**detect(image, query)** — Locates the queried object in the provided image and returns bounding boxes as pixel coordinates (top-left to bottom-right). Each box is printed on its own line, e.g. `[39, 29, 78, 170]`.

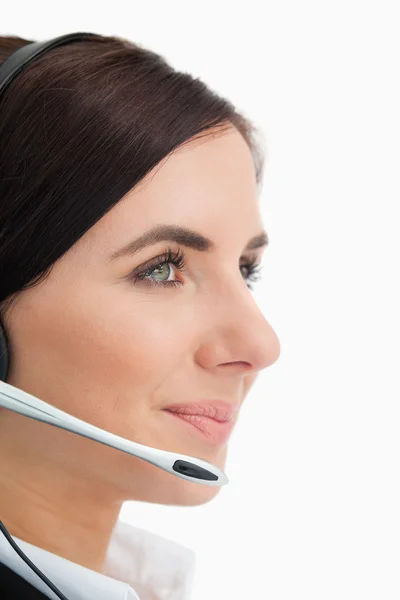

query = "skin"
[0, 125, 280, 575]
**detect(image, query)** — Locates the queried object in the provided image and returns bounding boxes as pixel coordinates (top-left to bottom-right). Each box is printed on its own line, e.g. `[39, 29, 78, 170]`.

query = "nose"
[195, 277, 281, 375]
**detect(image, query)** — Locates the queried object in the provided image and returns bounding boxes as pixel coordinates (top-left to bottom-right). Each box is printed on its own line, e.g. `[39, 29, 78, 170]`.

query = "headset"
[0, 32, 229, 600]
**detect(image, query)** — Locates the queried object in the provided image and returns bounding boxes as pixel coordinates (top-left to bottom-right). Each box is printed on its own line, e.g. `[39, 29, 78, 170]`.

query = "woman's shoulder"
[0, 560, 49, 599]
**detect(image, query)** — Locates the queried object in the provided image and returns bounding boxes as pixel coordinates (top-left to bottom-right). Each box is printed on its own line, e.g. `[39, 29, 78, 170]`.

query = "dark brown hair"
[0, 32, 266, 321]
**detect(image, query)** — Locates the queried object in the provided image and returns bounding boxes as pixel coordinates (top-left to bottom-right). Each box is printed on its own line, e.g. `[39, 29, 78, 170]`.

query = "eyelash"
[126, 246, 263, 290]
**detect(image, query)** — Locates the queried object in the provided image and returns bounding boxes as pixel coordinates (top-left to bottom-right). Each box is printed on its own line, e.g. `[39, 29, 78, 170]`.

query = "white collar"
[0, 518, 196, 600]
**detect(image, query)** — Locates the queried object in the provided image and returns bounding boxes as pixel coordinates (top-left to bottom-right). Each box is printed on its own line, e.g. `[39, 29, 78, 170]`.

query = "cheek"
[86, 292, 201, 383]
[49, 298, 195, 424]
[96, 305, 188, 379]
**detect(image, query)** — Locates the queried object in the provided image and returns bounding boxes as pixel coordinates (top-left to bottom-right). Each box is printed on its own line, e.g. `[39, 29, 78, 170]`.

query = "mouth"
[163, 408, 236, 446]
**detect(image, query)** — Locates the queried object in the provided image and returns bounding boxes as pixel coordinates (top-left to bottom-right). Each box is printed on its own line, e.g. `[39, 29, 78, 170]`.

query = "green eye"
[128, 247, 263, 290]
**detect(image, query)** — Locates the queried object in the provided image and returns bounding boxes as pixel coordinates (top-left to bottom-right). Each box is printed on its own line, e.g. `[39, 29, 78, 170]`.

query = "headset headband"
[0, 32, 96, 99]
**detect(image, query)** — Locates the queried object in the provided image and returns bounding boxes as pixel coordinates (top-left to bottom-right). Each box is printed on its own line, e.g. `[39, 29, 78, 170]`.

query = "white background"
[3, 1, 400, 598]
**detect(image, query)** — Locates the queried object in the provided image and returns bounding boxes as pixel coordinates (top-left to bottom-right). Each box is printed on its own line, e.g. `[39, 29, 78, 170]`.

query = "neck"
[0, 420, 123, 573]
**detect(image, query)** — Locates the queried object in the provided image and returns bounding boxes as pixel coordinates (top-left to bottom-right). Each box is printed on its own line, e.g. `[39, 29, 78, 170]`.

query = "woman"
[0, 31, 280, 599]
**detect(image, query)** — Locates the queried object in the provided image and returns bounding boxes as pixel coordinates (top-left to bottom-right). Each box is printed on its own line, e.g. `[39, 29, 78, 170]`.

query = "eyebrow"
[109, 224, 269, 261]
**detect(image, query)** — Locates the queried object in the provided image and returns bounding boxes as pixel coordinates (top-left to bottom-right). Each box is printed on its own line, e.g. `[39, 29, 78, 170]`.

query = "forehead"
[64, 127, 263, 271]
[93, 128, 260, 239]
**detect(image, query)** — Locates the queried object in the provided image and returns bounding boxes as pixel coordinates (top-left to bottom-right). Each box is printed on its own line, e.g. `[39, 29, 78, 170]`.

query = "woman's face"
[2, 126, 280, 506]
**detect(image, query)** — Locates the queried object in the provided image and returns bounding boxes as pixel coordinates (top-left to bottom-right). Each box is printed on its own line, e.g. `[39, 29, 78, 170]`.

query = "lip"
[162, 400, 238, 446]
[163, 399, 239, 421]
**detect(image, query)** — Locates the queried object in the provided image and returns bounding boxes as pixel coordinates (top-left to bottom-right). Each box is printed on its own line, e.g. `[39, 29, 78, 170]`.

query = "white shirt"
[0, 518, 196, 600]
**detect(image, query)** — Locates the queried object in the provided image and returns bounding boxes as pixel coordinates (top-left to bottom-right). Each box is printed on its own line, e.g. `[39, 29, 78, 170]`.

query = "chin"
[156, 446, 228, 506]
[171, 478, 223, 506]
[85, 432, 229, 505]
[116, 444, 229, 506]
[141, 471, 224, 507]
